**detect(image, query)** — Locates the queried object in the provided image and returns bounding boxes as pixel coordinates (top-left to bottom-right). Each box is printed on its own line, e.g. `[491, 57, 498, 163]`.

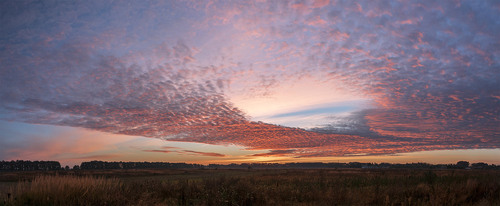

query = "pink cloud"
[307, 16, 327, 26]
[312, 0, 330, 8]
[144, 148, 226, 157]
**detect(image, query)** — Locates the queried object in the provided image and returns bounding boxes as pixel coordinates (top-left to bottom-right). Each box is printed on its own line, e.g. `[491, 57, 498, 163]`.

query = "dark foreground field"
[1, 169, 499, 205]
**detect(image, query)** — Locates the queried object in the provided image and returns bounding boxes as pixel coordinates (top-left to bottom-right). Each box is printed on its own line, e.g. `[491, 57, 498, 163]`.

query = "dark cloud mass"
[0, 0, 499, 158]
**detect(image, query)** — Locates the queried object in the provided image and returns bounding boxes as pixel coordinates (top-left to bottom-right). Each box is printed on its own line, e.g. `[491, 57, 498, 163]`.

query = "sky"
[1, 0, 499, 166]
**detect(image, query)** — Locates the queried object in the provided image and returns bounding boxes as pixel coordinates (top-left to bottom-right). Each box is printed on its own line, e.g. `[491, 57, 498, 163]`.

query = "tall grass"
[1, 169, 499, 205]
[4, 175, 127, 206]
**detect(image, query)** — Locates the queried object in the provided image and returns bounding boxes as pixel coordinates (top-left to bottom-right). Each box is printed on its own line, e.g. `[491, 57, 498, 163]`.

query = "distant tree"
[471, 162, 488, 169]
[349, 162, 362, 168]
[73, 165, 80, 170]
[0, 160, 61, 171]
[65, 165, 70, 170]
[457, 161, 470, 169]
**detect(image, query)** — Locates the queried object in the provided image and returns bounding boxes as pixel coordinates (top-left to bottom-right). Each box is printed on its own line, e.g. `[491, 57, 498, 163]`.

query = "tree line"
[208, 161, 498, 170]
[1, 160, 498, 171]
[79, 161, 203, 170]
[0, 160, 61, 171]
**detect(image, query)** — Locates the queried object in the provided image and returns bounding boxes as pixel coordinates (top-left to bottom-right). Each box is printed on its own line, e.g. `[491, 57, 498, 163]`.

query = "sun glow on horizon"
[0, 0, 498, 165]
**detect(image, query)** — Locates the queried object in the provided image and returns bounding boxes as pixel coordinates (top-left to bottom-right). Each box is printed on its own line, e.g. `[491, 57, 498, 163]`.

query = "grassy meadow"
[0, 168, 499, 205]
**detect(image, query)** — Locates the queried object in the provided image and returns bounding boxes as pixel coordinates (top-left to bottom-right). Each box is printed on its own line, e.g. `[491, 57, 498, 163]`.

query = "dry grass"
[3, 175, 127, 206]
[1, 169, 499, 205]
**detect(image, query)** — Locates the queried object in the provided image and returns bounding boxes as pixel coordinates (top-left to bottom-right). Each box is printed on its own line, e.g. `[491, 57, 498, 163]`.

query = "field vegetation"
[1, 169, 499, 205]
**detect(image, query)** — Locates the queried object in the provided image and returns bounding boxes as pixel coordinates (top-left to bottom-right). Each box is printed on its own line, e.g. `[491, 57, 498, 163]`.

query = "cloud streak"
[144, 149, 226, 157]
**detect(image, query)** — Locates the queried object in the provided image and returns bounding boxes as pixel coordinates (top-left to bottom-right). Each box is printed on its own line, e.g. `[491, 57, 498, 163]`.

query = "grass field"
[1, 168, 499, 205]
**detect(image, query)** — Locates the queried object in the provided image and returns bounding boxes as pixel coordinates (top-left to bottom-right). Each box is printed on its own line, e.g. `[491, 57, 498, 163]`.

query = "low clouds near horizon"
[1, 0, 499, 158]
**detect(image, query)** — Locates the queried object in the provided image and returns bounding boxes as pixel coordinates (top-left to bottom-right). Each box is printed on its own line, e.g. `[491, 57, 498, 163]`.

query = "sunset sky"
[1, 0, 499, 166]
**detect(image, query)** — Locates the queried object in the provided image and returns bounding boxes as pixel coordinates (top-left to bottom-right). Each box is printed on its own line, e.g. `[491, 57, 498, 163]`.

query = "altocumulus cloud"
[0, 0, 499, 158]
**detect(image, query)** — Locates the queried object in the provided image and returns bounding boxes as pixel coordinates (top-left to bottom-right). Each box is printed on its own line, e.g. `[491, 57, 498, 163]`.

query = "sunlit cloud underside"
[0, 0, 499, 160]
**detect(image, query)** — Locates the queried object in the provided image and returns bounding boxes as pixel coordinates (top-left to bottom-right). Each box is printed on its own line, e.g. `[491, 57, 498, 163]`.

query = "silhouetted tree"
[0, 160, 61, 171]
[457, 161, 470, 169]
[471, 162, 488, 169]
